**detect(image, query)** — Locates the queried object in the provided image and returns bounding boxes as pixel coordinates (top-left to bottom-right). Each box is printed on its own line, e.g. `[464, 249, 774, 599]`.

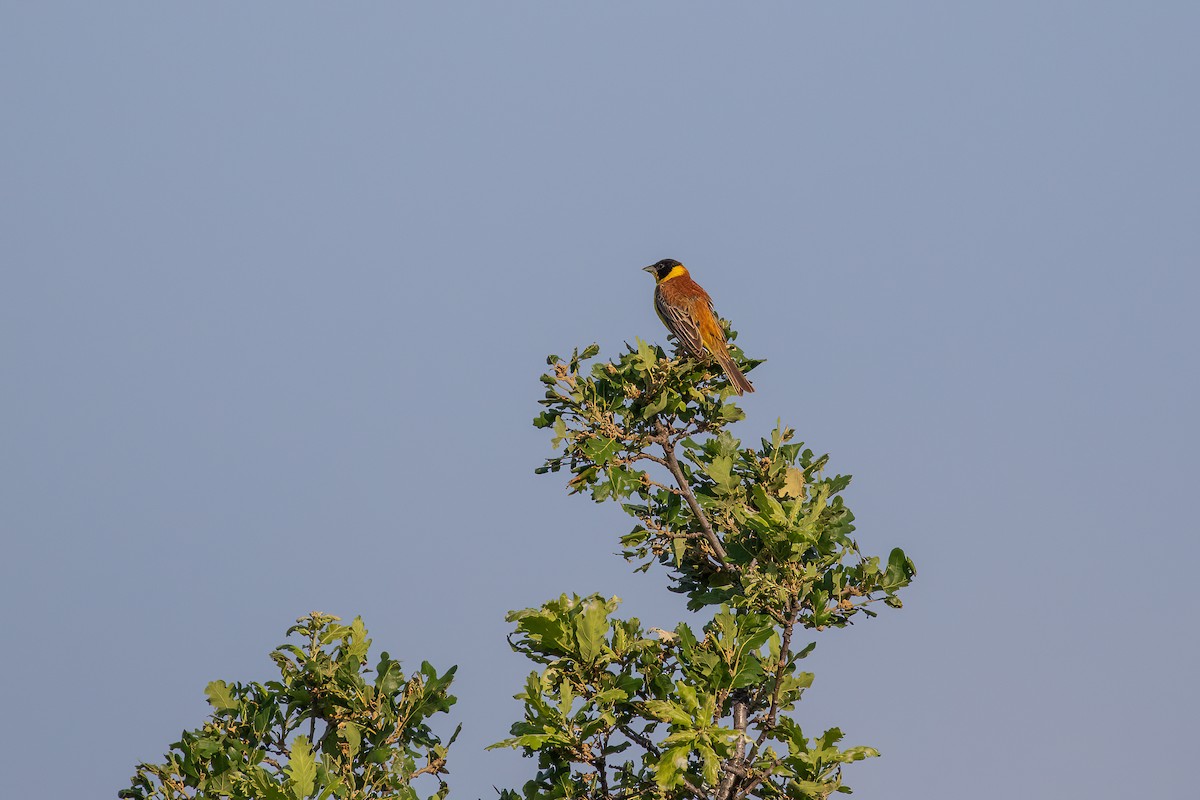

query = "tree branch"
[617, 724, 659, 757]
[716, 689, 751, 800]
[656, 420, 728, 564]
[733, 762, 780, 800]
[596, 755, 609, 799]
[593, 730, 612, 799]
[761, 595, 801, 739]
[408, 759, 445, 781]
[627, 452, 669, 468]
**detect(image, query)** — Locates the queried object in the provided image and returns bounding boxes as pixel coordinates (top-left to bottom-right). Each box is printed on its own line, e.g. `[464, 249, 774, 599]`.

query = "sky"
[1, 3, 1197, 798]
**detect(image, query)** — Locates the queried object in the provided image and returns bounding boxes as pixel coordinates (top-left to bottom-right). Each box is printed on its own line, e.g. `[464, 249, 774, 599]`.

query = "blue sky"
[1, 4, 1196, 798]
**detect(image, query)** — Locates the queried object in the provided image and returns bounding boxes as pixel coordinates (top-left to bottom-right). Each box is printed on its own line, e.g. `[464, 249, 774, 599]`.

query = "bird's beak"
[642, 265, 657, 274]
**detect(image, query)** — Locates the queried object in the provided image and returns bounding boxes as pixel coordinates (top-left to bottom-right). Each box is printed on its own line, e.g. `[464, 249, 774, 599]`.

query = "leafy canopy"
[495, 334, 915, 800]
[121, 613, 458, 800]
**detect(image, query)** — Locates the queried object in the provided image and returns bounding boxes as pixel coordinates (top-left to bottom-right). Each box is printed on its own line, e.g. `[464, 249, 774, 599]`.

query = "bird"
[642, 258, 754, 395]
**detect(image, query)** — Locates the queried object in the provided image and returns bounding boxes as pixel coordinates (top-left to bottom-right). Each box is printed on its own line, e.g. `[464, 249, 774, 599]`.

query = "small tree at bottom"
[120, 613, 458, 800]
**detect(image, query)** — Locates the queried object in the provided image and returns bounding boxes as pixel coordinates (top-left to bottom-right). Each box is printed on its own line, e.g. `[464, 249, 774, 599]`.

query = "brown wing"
[655, 285, 706, 358]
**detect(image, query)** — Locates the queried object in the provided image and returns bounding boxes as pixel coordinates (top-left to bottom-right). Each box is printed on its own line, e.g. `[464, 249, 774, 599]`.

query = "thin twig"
[408, 763, 440, 779]
[636, 514, 706, 541]
[633, 475, 681, 495]
[627, 452, 670, 468]
[746, 595, 803, 774]
[617, 724, 659, 756]
[763, 595, 801, 734]
[656, 420, 728, 564]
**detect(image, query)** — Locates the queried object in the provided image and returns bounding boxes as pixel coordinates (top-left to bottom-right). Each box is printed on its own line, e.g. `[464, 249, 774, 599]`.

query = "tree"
[121, 331, 913, 800]
[491, 335, 915, 799]
[120, 613, 458, 800]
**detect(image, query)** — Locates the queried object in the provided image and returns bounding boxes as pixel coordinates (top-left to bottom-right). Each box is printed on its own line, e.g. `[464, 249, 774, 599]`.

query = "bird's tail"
[715, 351, 755, 395]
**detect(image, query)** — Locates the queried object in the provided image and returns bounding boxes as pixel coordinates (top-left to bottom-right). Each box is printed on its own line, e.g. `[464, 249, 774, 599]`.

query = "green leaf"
[582, 437, 621, 465]
[340, 722, 361, 759]
[575, 599, 609, 664]
[655, 746, 692, 789]
[699, 744, 721, 787]
[672, 535, 686, 567]
[706, 455, 738, 494]
[191, 736, 221, 757]
[376, 655, 404, 696]
[516, 614, 569, 654]
[204, 680, 238, 713]
[730, 655, 764, 688]
[489, 733, 553, 751]
[551, 416, 568, 448]
[705, 455, 734, 489]
[592, 687, 629, 705]
[842, 745, 880, 761]
[883, 547, 917, 588]
[287, 735, 317, 798]
[750, 484, 786, 526]
[641, 391, 672, 418]
[558, 677, 575, 715]
[635, 338, 659, 370]
[781, 466, 805, 499]
[642, 700, 694, 726]
[249, 767, 291, 800]
[675, 682, 701, 716]
[818, 727, 845, 749]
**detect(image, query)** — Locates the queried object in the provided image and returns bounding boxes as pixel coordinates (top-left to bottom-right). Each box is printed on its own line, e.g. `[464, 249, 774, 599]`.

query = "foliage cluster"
[121, 329, 913, 800]
[490, 336, 915, 799]
[121, 613, 458, 800]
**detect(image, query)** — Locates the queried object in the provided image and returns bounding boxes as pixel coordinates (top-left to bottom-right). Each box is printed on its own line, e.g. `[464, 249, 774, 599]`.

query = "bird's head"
[642, 258, 687, 283]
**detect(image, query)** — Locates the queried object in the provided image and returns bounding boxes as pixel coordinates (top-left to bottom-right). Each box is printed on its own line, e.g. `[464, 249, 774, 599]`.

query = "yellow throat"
[657, 264, 688, 284]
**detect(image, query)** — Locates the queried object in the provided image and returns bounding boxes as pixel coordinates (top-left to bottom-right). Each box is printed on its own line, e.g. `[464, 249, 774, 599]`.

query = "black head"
[642, 258, 684, 281]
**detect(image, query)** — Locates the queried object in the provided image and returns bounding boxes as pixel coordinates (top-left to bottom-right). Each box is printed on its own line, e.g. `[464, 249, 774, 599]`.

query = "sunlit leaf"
[203, 680, 238, 713]
[286, 736, 316, 798]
